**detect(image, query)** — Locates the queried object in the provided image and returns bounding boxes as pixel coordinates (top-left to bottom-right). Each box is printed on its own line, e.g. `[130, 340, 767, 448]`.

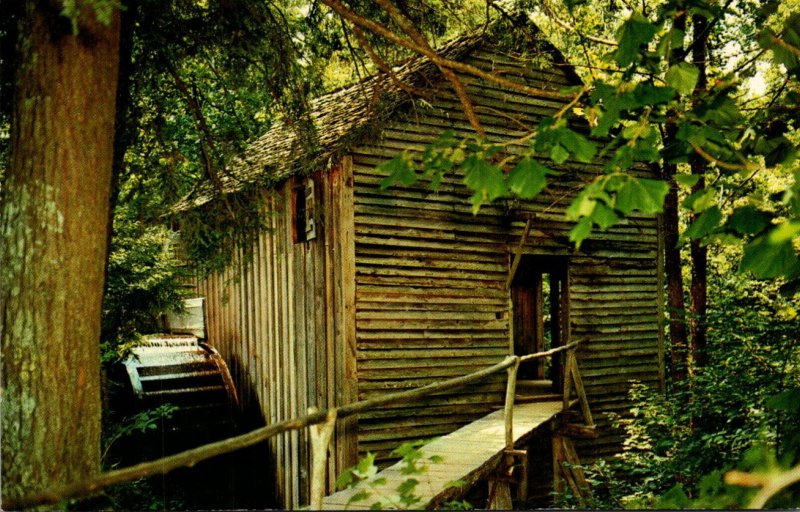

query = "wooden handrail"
[7, 343, 585, 510]
[519, 340, 580, 363]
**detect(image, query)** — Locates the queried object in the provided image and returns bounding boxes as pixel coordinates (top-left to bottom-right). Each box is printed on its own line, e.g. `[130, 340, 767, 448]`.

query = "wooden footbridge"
[318, 342, 595, 510]
[322, 400, 568, 509]
[8, 341, 594, 511]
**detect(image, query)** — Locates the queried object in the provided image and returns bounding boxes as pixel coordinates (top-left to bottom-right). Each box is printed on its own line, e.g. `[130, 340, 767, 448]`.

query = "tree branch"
[319, 0, 572, 104]
[372, 0, 485, 136]
[725, 464, 800, 509]
[689, 141, 758, 172]
[352, 24, 432, 100]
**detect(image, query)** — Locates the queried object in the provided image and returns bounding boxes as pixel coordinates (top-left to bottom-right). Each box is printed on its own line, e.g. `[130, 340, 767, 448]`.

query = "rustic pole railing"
[7, 342, 585, 510]
[503, 356, 521, 450]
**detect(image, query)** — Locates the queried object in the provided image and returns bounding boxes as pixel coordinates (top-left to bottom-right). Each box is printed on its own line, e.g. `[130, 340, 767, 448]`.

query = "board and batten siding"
[196, 165, 357, 509]
[349, 43, 662, 462]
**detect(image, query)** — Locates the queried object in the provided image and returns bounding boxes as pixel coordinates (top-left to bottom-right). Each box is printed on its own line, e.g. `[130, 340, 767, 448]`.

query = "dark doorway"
[511, 256, 569, 393]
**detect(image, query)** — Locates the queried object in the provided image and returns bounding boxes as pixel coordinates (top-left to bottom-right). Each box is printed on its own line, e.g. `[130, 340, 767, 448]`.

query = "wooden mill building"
[176, 17, 664, 509]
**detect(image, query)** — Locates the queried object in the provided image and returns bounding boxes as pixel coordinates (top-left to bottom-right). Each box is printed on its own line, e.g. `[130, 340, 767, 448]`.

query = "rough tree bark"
[663, 7, 690, 386]
[0, 2, 120, 503]
[689, 13, 709, 369]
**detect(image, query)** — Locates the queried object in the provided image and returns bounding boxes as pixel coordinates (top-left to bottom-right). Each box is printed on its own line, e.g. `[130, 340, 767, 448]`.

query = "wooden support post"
[569, 355, 594, 427]
[562, 350, 573, 415]
[504, 448, 529, 502]
[309, 407, 338, 510]
[562, 436, 590, 499]
[552, 434, 564, 494]
[489, 478, 513, 510]
[490, 357, 520, 510]
[504, 357, 521, 449]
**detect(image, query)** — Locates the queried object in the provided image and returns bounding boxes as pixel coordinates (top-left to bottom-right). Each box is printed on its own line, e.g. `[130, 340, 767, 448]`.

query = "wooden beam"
[561, 436, 591, 501]
[569, 355, 594, 428]
[504, 357, 521, 449]
[507, 216, 533, 288]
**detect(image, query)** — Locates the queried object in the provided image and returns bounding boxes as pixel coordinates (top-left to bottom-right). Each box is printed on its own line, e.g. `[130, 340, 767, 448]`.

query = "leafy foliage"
[335, 439, 472, 510]
[374, 0, 800, 282]
[555, 254, 800, 508]
[102, 204, 188, 349]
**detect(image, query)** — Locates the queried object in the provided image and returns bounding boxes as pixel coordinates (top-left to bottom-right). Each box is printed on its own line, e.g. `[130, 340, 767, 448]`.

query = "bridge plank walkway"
[322, 400, 564, 510]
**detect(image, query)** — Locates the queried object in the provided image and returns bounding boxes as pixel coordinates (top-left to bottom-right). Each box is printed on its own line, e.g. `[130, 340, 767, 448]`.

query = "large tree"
[0, 1, 120, 502]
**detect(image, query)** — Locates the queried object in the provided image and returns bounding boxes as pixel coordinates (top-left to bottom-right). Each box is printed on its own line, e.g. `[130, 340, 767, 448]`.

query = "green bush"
[102, 204, 188, 350]
[555, 262, 800, 509]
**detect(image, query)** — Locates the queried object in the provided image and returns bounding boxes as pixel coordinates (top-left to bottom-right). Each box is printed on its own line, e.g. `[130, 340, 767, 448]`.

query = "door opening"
[511, 256, 569, 394]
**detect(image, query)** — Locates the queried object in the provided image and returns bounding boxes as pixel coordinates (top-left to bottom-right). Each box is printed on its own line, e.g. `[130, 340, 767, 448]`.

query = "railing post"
[309, 407, 338, 510]
[504, 356, 521, 449]
[562, 349, 573, 415]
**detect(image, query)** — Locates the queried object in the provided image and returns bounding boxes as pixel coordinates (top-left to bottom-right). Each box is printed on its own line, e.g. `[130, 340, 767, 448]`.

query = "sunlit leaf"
[378, 154, 416, 189]
[508, 158, 550, 199]
[462, 156, 507, 214]
[740, 235, 800, 278]
[727, 206, 771, 235]
[615, 14, 659, 67]
[675, 174, 701, 188]
[665, 62, 700, 96]
[569, 217, 593, 248]
[684, 206, 722, 241]
[615, 177, 668, 214]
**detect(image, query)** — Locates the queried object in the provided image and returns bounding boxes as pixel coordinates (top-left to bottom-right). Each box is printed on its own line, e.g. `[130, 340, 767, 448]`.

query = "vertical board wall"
[196, 165, 357, 509]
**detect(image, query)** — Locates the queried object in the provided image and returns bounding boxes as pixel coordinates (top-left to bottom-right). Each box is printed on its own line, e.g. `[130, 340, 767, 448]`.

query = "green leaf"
[727, 206, 770, 235]
[349, 490, 371, 503]
[353, 453, 378, 480]
[336, 470, 355, 489]
[558, 129, 597, 163]
[633, 83, 676, 105]
[665, 62, 700, 96]
[684, 207, 722, 240]
[615, 14, 659, 67]
[675, 174, 701, 188]
[683, 187, 716, 213]
[396, 478, 419, 495]
[591, 106, 621, 138]
[656, 27, 685, 57]
[550, 144, 570, 164]
[566, 190, 597, 220]
[462, 157, 507, 214]
[766, 388, 800, 413]
[615, 177, 668, 215]
[378, 154, 416, 189]
[768, 221, 800, 244]
[739, 234, 800, 279]
[569, 217, 593, 248]
[657, 484, 691, 509]
[592, 203, 620, 230]
[445, 480, 467, 489]
[508, 159, 550, 199]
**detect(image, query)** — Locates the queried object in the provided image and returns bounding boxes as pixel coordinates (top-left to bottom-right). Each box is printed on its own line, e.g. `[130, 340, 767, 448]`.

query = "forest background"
[0, 0, 799, 509]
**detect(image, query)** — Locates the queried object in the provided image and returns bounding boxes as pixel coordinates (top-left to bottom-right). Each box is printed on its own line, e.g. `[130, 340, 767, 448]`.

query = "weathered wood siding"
[350, 42, 661, 462]
[196, 167, 357, 509]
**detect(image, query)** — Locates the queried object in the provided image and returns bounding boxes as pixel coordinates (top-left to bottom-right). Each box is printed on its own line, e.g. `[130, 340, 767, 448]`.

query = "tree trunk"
[1, 2, 120, 503]
[663, 8, 690, 386]
[689, 13, 709, 369]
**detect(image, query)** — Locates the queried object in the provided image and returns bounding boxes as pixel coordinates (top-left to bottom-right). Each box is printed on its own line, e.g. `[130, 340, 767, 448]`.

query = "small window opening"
[292, 178, 317, 243]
